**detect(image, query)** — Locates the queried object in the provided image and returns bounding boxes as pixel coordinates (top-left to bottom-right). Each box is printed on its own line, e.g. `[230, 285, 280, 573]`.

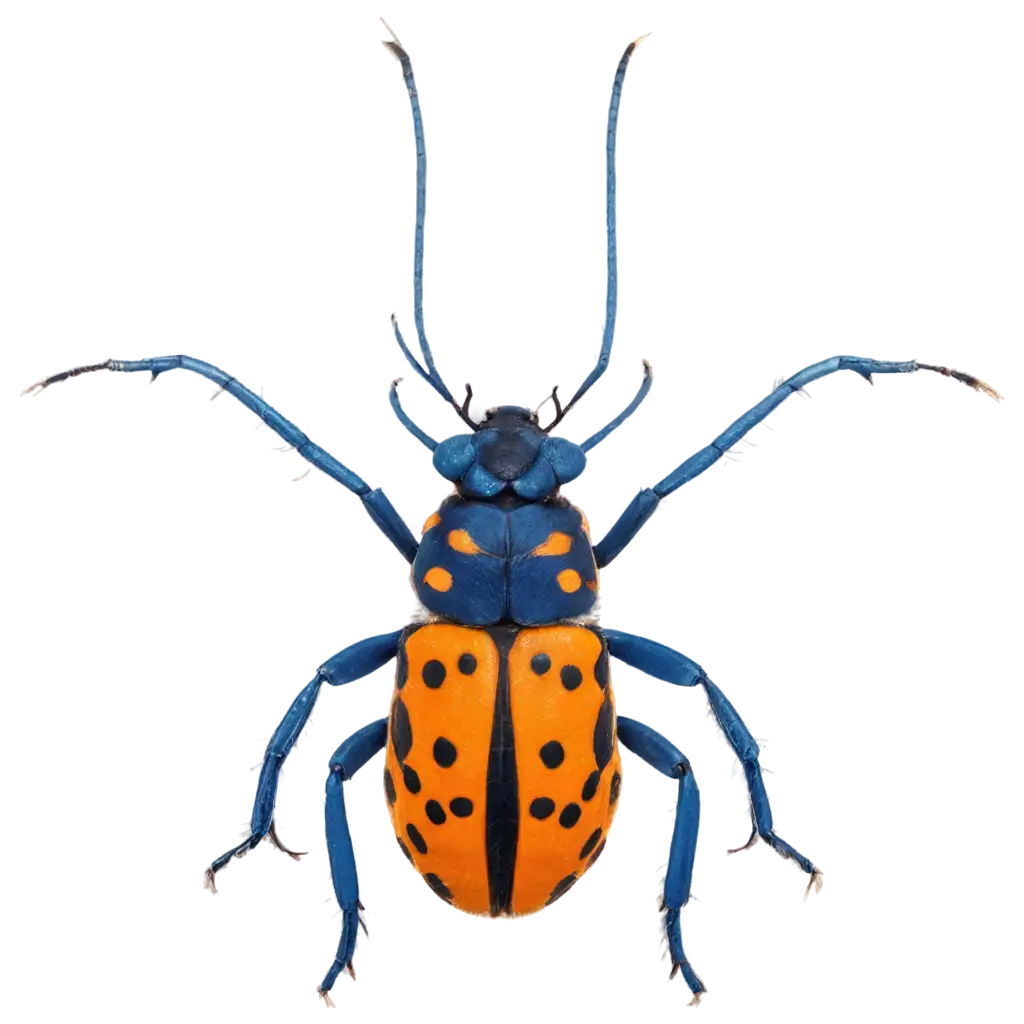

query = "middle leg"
[204, 629, 400, 892]
[617, 716, 706, 1004]
[606, 629, 823, 895]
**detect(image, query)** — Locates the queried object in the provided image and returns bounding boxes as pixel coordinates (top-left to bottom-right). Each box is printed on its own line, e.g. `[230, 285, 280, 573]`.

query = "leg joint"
[739, 748, 762, 769]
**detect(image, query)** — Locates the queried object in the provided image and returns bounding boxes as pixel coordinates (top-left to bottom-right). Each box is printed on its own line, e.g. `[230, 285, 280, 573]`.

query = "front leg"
[605, 629, 822, 895]
[22, 355, 419, 562]
[592, 356, 1000, 567]
[204, 629, 401, 892]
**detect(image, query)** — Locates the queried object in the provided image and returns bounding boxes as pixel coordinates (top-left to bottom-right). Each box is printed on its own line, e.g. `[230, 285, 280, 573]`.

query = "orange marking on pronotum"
[447, 529, 484, 555]
[530, 532, 573, 557]
[557, 569, 582, 593]
[423, 567, 453, 592]
[421, 512, 442, 534]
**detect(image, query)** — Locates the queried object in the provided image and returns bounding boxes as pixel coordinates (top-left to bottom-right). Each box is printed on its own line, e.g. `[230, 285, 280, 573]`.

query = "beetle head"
[432, 406, 587, 501]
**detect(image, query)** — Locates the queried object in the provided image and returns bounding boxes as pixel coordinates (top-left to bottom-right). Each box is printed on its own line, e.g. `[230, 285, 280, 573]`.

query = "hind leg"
[317, 718, 388, 1005]
[617, 716, 706, 1004]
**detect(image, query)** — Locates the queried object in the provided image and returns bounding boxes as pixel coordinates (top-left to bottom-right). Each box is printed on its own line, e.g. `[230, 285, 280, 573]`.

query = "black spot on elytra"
[424, 872, 454, 904]
[396, 647, 409, 690]
[531, 653, 551, 675]
[594, 645, 610, 690]
[406, 823, 428, 855]
[422, 659, 446, 689]
[559, 803, 581, 829]
[579, 828, 602, 860]
[383, 768, 397, 806]
[449, 797, 474, 818]
[529, 797, 555, 820]
[397, 837, 414, 863]
[433, 737, 457, 768]
[593, 694, 614, 770]
[458, 653, 477, 675]
[581, 770, 600, 802]
[545, 874, 578, 906]
[587, 838, 607, 869]
[425, 799, 447, 825]
[401, 763, 421, 794]
[560, 664, 583, 691]
[390, 697, 413, 762]
[540, 740, 564, 769]
[609, 771, 622, 806]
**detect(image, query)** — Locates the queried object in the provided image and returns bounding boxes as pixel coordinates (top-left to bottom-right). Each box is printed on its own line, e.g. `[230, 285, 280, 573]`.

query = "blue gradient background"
[157, 36, 1024, 1011]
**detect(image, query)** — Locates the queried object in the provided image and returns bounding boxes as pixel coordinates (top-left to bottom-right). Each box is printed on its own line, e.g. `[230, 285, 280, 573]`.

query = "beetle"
[21, 22, 1001, 1007]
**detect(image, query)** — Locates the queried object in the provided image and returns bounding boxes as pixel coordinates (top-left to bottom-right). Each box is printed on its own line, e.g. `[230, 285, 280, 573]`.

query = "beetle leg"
[204, 630, 400, 891]
[617, 716, 707, 1002]
[703, 677, 821, 882]
[592, 356, 1000, 568]
[267, 822, 306, 861]
[605, 628, 821, 888]
[318, 719, 389, 1000]
[22, 354, 421, 562]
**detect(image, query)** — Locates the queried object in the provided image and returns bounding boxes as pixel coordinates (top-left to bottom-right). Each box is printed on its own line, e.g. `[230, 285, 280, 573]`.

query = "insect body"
[385, 621, 620, 916]
[24, 22, 1000, 1007]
